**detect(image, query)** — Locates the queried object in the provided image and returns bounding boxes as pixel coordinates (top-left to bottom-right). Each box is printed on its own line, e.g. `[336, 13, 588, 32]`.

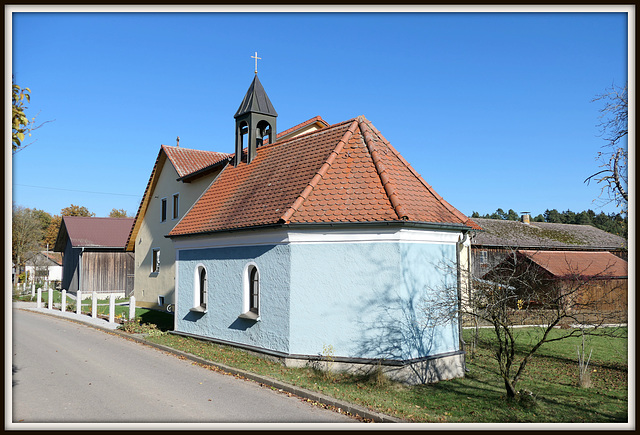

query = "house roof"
[54, 216, 134, 251]
[471, 218, 627, 251]
[163, 145, 230, 179]
[518, 250, 628, 279]
[276, 115, 329, 141]
[169, 115, 479, 237]
[25, 251, 63, 266]
[125, 145, 232, 251]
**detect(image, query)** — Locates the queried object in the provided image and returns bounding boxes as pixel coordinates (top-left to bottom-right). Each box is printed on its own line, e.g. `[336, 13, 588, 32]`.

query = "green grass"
[139, 327, 627, 423]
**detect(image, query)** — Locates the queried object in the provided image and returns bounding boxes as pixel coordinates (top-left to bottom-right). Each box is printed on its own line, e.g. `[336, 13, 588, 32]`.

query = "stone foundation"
[282, 351, 466, 385]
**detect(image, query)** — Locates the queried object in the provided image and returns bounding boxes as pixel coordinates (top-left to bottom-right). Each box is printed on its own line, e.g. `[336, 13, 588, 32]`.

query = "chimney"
[521, 212, 531, 225]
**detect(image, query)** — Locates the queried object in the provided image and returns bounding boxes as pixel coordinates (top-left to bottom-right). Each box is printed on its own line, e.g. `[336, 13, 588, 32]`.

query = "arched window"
[199, 267, 207, 309]
[239, 262, 260, 320]
[249, 266, 259, 314]
[190, 264, 207, 313]
[256, 120, 272, 146]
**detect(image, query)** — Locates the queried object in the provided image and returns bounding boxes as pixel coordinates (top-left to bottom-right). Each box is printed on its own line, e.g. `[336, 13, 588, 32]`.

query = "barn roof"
[471, 218, 627, 251]
[518, 250, 628, 279]
[169, 115, 479, 237]
[54, 216, 134, 251]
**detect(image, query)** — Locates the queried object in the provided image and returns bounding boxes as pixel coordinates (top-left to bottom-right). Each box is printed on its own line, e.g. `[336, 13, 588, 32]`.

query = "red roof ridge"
[231, 118, 357, 161]
[279, 119, 360, 223]
[357, 116, 409, 221]
[360, 116, 481, 230]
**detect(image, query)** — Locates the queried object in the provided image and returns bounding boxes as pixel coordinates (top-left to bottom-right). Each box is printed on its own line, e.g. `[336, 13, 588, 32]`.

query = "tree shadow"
[354, 245, 462, 384]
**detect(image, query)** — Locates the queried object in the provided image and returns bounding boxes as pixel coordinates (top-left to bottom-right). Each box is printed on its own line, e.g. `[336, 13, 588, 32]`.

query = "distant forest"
[471, 208, 627, 238]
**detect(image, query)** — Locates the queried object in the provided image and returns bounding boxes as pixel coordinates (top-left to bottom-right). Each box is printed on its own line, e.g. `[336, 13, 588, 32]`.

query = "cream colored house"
[127, 117, 330, 310]
[126, 145, 230, 309]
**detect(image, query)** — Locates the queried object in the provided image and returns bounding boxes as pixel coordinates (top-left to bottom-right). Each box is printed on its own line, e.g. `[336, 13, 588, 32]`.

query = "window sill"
[150, 272, 159, 277]
[238, 311, 259, 321]
[189, 306, 207, 314]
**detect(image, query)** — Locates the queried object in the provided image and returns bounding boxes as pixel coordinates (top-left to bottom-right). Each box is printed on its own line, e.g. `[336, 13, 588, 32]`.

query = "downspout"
[456, 231, 469, 372]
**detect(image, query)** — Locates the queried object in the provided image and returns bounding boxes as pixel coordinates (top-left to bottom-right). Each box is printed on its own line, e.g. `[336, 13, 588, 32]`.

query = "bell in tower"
[234, 69, 278, 166]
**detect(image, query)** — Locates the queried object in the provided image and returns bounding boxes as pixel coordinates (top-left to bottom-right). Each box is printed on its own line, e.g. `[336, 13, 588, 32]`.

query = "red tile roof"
[125, 146, 231, 251]
[56, 216, 134, 249]
[169, 116, 479, 237]
[162, 145, 230, 178]
[276, 116, 329, 140]
[519, 250, 628, 278]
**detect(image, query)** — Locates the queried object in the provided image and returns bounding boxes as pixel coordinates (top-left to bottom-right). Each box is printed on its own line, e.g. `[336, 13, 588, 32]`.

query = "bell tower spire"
[234, 53, 277, 166]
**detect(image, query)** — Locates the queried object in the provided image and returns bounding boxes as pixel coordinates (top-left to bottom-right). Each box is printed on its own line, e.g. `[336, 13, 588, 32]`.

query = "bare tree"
[422, 248, 627, 400]
[585, 82, 628, 214]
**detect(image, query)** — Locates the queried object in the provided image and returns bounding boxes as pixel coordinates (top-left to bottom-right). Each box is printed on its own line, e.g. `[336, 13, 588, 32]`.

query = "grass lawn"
[140, 326, 628, 423]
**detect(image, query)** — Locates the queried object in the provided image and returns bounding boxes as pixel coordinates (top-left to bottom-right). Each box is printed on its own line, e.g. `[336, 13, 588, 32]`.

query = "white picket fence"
[35, 288, 136, 324]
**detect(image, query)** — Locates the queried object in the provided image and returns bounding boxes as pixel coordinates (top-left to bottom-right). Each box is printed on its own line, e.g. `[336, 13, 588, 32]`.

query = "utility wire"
[14, 184, 141, 198]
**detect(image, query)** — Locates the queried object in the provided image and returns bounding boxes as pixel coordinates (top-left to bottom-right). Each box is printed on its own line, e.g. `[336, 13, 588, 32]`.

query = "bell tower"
[234, 58, 278, 166]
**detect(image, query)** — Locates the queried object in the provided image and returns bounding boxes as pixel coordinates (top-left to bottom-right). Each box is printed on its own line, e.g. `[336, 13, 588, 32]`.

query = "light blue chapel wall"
[175, 244, 292, 354]
[289, 241, 460, 361]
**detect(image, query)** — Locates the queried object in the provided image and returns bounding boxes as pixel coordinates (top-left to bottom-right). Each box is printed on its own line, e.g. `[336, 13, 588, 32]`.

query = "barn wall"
[81, 251, 134, 294]
[61, 243, 80, 292]
[570, 278, 628, 312]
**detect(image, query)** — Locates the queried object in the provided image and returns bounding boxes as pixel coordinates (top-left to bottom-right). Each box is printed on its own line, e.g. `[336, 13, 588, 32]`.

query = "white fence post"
[129, 295, 136, 321]
[36, 288, 42, 309]
[91, 292, 97, 319]
[61, 290, 67, 312]
[108, 294, 115, 323]
[48, 288, 53, 310]
[76, 290, 82, 315]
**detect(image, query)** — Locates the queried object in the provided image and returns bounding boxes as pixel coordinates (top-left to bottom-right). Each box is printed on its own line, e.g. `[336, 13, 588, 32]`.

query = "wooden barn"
[482, 249, 628, 322]
[470, 216, 628, 280]
[53, 216, 135, 296]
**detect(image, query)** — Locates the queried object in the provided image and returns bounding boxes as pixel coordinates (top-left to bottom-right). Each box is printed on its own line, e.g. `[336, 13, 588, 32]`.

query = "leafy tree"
[109, 208, 129, 218]
[505, 209, 519, 221]
[44, 215, 62, 248]
[585, 82, 628, 214]
[543, 209, 563, 223]
[12, 76, 52, 154]
[60, 204, 95, 217]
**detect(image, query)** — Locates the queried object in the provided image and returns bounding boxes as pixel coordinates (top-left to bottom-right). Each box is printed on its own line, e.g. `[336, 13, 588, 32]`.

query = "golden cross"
[251, 51, 261, 74]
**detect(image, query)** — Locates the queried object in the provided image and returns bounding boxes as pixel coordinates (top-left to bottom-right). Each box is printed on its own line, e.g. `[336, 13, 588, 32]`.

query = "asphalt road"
[11, 309, 356, 424]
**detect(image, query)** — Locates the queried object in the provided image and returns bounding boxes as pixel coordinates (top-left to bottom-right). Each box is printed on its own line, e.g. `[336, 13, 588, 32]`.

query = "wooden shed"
[53, 216, 135, 296]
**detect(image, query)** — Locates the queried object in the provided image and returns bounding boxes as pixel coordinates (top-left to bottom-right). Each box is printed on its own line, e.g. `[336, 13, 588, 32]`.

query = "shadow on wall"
[356, 245, 460, 384]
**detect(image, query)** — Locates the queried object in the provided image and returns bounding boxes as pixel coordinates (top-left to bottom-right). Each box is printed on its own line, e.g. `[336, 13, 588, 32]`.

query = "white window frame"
[172, 193, 179, 220]
[239, 262, 260, 320]
[151, 248, 160, 274]
[160, 197, 167, 222]
[190, 263, 208, 313]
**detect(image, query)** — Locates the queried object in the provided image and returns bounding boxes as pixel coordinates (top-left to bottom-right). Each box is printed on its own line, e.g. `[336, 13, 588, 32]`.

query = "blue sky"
[9, 7, 630, 220]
